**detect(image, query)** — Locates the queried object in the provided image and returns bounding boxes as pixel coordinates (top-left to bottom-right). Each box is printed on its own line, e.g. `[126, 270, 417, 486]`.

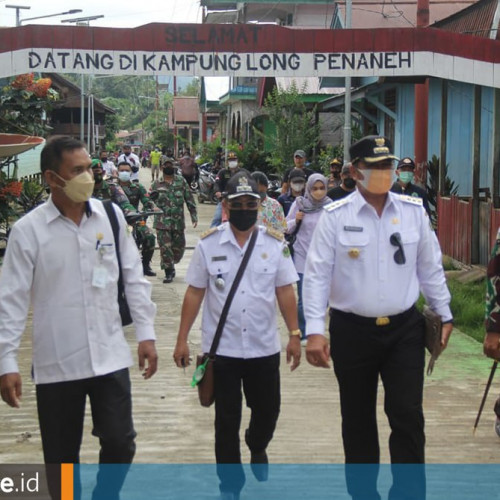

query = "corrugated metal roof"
[275, 77, 344, 95]
[432, 0, 499, 38]
[169, 97, 199, 127]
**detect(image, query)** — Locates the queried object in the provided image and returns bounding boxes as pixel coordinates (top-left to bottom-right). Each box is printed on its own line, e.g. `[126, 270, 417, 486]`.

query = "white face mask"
[356, 168, 395, 195]
[53, 171, 95, 203]
[118, 171, 131, 183]
[290, 181, 305, 192]
[228, 161, 238, 169]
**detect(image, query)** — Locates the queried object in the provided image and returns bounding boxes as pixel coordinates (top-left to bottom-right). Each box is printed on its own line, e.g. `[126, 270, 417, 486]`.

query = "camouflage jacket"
[92, 180, 135, 213]
[120, 182, 155, 211]
[150, 175, 197, 230]
[486, 229, 500, 332]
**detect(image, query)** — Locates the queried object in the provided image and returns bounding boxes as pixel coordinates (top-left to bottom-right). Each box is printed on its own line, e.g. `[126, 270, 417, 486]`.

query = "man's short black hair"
[40, 136, 87, 174]
[117, 161, 132, 169]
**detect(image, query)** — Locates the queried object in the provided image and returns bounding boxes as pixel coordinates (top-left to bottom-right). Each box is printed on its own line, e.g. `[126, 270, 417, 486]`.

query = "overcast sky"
[0, 0, 203, 27]
[0, 0, 230, 99]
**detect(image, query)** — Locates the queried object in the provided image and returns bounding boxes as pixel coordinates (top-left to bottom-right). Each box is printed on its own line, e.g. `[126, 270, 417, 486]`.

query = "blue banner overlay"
[74, 464, 500, 500]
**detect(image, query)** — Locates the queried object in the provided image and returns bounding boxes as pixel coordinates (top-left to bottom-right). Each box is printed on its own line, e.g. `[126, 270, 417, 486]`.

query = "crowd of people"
[0, 135, 497, 500]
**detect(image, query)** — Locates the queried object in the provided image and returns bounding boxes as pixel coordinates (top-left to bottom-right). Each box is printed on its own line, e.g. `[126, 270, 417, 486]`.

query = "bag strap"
[208, 228, 259, 358]
[102, 200, 125, 297]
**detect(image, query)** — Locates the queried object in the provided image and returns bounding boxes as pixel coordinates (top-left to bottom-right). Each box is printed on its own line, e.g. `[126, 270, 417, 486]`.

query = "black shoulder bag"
[193, 228, 259, 407]
[103, 200, 133, 326]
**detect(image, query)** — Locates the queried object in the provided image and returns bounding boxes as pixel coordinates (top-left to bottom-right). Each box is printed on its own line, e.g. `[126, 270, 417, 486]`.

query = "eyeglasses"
[227, 200, 259, 210]
[390, 232, 406, 265]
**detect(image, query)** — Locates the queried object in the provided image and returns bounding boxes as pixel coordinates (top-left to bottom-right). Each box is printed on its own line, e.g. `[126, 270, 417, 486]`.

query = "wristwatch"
[289, 329, 301, 337]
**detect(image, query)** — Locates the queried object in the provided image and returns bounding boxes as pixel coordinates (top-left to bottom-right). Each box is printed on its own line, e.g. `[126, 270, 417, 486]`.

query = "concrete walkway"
[1, 167, 499, 468]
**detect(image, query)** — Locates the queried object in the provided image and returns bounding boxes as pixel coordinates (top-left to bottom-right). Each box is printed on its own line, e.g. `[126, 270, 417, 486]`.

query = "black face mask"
[163, 166, 175, 176]
[101, 157, 108, 163]
[344, 178, 356, 189]
[93, 173, 103, 183]
[229, 209, 258, 231]
[124, 151, 130, 156]
[332, 171, 341, 179]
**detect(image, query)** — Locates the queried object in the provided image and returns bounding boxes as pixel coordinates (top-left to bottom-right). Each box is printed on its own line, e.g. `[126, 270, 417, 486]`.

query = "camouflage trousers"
[135, 224, 156, 253]
[156, 228, 186, 270]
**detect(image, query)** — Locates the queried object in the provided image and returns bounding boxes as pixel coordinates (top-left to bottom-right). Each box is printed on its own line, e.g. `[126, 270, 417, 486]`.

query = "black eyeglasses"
[390, 232, 406, 265]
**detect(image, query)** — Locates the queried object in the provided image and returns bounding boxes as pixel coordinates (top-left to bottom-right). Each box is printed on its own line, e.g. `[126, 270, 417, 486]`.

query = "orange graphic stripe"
[61, 463, 73, 500]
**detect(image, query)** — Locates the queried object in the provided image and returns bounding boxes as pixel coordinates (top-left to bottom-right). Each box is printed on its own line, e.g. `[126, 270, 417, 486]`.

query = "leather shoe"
[143, 267, 156, 277]
[250, 450, 268, 482]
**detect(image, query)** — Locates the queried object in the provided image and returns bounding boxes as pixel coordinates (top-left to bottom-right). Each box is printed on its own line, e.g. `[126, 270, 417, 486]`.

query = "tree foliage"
[261, 82, 321, 172]
[0, 74, 59, 136]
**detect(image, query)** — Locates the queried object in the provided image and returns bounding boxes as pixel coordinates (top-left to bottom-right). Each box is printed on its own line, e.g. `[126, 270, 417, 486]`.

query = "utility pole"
[343, 0, 352, 162]
[5, 4, 30, 27]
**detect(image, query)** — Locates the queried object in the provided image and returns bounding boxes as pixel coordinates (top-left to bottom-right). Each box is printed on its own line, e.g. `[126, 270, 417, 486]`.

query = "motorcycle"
[197, 163, 218, 204]
[267, 173, 282, 199]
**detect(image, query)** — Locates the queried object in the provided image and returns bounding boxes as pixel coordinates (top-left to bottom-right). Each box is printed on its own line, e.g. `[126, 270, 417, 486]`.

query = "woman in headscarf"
[286, 173, 332, 342]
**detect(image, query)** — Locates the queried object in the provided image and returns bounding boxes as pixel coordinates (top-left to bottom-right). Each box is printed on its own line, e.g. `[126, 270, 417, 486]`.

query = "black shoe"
[163, 269, 174, 283]
[143, 267, 156, 277]
[245, 429, 268, 482]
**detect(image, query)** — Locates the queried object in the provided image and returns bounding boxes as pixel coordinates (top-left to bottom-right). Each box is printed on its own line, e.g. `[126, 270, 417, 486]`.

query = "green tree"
[178, 78, 200, 97]
[261, 82, 321, 173]
[0, 74, 59, 136]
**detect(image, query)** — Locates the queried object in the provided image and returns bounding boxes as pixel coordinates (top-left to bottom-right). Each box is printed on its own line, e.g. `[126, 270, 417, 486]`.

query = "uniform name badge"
[92, 266, 109, 288]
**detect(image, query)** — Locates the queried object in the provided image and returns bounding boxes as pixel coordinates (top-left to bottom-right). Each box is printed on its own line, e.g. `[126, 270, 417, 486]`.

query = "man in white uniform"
[303, 135, 453, 500]
[0, 136, 158, 500]
[117, 144, 141, 182]
[174, 171, 301, 500]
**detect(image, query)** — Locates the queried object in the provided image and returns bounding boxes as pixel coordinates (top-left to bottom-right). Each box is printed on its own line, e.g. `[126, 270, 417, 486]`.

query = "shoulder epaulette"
[266, 227, 284, 241]
[325, 197, 351, 212]
[398, 194, 423, 206]
[200, 227, 218, 240]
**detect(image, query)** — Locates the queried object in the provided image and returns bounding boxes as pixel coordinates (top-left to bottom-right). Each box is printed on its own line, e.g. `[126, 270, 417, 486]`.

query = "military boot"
[142, 249, 156, 277]
[163, 267, 175, 284]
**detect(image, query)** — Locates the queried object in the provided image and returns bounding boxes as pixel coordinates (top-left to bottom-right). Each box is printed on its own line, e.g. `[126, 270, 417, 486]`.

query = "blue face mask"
[118, 171, 131, 183]
[399, 171, 414, 184]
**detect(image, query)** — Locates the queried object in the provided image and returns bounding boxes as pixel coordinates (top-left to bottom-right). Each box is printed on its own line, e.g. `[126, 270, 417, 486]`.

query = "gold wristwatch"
[289, 329, 301, 337]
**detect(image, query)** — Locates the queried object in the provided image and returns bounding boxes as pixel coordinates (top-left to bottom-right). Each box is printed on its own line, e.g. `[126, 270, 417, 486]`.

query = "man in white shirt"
[99, 150, 118, 179]
[173, 171, 301, 500]
[117, 144, 141, 182]
[303, 136, 453, 500]
[0, 136, 158, 500]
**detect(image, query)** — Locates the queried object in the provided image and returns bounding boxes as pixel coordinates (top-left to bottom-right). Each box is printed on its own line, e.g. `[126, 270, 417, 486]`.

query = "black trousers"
[36, 368, 136, 500]
[214, 353, 280, 494]
[330, 308, 426, 500]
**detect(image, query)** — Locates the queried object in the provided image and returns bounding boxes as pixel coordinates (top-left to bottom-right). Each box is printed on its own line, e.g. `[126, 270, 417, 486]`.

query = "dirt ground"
[1, 167, 499, 469]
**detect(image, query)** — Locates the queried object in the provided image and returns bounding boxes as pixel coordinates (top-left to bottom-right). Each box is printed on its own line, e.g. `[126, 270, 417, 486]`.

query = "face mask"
[229, 209, 258, 231]
[311, 187, 326, 201]
[228, 161, 238, 169]
[163, 166, 175, 176]
[332, 171, 340, 179]
[101, 157, 108, 163]
[356, 168, 394, 195]
[118, 171, 131, 183]
[399, 171, 414, 184]
[93, 173, 103, 183]
[53, 171, 95, 203]
[124, 151, 130, 156]
[343, 178, 356, 190]
[259, 192, 266, 200]
[290, 182, 304, 192]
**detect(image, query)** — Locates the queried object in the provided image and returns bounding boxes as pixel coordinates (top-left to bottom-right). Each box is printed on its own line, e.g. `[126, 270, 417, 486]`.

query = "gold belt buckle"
[375, 316, 390, 326]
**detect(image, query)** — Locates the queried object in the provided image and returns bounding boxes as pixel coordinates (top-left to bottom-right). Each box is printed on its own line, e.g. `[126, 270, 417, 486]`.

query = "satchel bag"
[103, 200, 133, 326]
[192, 228, 259, 407]
[422, 305, 443, 375]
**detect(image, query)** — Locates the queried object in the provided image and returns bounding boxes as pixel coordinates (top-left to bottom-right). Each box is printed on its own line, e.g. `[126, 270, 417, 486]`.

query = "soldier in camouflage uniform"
[117, 161, 160, 277]
[150, 158, 198, 283]
[484, 227, 500, 436]
[91, 159, 135, 213]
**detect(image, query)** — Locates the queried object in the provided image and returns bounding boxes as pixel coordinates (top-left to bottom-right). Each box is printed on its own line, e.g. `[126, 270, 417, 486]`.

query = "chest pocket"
[398, 230, 419, 267]
[338, 231, 370, 262]
[208, 260, 231, 291]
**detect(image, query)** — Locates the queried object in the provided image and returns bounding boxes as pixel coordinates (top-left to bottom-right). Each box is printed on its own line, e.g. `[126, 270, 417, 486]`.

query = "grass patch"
[418, 277, 485, 343]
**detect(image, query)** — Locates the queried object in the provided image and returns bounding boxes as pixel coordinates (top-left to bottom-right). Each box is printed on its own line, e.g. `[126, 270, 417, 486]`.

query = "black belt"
[330, 305, 416, 327]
